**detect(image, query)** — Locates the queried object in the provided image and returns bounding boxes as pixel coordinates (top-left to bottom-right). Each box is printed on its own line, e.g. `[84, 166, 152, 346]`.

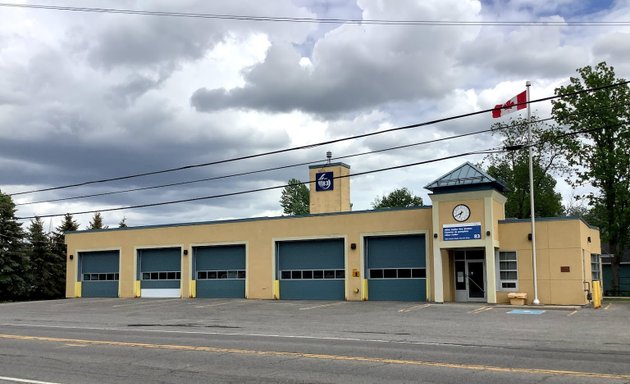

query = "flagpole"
[526, 80, 540, 305]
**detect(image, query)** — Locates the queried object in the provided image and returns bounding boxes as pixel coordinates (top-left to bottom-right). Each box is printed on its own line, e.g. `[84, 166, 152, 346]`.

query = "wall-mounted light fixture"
[183, 249, 189, 256]
[486, 230, 491, 236]
[433, 233, 438, 239]
[350, 243, 357, 250]
[528, 233, 532, 241]
[587, 236, 592, 243]
[69, 254, 73, 260]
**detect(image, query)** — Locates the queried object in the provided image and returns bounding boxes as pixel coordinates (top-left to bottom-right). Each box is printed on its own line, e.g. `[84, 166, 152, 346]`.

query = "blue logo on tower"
[315, 172, 334, 191]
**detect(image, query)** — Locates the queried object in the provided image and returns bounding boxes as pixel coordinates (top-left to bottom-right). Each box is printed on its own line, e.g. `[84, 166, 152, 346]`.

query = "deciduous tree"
[372, 188, 423, 209]
[280, 179, 309, 215]
[552, 62, 630, 294]
[484, 115, 565, 218]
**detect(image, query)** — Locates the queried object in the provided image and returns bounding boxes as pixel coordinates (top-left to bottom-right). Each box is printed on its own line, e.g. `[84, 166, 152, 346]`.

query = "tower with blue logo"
[308, 162, 351, 214]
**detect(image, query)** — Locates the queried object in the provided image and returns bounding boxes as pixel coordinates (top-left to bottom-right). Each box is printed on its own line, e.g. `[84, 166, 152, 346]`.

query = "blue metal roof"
[424, 162, 508, 193]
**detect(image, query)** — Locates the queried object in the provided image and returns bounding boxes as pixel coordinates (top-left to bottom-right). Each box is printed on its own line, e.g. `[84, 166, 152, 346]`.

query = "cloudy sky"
[1, 0, 628, 229]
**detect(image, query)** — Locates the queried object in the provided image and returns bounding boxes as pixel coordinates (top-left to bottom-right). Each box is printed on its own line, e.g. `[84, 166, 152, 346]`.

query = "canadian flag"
[492, 90, 527, 118]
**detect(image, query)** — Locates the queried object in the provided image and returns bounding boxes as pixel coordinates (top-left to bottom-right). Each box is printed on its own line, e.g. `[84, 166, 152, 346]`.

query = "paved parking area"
[0, 299, 629, 384]
[1, 298, 628, 351]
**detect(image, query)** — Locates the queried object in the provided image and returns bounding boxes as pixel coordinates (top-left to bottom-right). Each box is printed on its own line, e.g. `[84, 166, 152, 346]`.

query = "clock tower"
[425, 162, 508, 304]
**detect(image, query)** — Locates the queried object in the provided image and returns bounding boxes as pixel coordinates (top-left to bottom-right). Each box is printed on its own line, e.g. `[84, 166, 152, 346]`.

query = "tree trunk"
[610, 241, 621, 295]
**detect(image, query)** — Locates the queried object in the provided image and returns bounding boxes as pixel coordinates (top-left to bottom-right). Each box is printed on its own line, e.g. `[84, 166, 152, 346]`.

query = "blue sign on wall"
[443, 223, 482, 241]
[316, 172, 334, 191]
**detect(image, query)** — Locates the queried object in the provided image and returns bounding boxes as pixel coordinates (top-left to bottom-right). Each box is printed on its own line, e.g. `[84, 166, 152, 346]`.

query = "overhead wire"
[16, 147, 501, 220]
[9, 80, 629, 197]
[15, 116, 557, 206]
[15, 118, 623, 221]
[0, 3, 628, 26]
[14, 121, 622, 220]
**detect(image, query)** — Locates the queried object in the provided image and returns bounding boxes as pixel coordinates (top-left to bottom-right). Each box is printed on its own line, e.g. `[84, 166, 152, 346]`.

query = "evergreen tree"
[118, 217, 128, 228]
[50, 213, 80, 299]
[372, 188, 423, 209]
[0, 190, 28, 301]
[27, 217, 59, 300]
[88, 212, 108, 229]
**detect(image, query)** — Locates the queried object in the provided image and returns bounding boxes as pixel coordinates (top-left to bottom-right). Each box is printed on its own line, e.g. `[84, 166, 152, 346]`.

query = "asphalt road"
[0, 299, 628, 383]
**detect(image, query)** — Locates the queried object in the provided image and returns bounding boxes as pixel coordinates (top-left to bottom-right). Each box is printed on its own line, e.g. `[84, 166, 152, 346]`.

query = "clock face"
[452, 204, 471, 222]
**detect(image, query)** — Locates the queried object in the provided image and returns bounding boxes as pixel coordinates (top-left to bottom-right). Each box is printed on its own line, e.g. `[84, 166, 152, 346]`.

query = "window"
[498, 251, 518, 290]
[197, 270, 245, 280]
[591, 254, 601, 281]
[83, 272, 119, 281]
[142, 271, 181, 280]
[279, 269, 345, 280]
[368, 268, 426, 279]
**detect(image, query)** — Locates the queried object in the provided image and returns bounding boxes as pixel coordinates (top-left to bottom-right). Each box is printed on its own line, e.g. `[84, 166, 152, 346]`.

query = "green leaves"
[372, 188, 423, 209]
[280, 178, 310, 215]
[552, 61, 630, 294]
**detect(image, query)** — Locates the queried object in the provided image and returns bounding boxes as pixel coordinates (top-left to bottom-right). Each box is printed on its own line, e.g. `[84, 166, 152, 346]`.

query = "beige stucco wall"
[497, 219, 600, 305]
[309, 163, 351, 214]
[66, 208, 433, 300]
[65, 186, 601, 306]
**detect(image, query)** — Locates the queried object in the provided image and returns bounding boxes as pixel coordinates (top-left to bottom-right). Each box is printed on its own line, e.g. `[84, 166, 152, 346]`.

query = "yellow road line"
[469, 306, 492, 314]
[0, 333, 627, 381]
[398, 304, 431, 313]
[298, 302, 344, 311]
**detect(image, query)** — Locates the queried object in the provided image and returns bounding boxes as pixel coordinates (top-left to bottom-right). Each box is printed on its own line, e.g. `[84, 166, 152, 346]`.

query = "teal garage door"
[277, 238, 345, 300]
[194, 245, 246, 298]
[138, 248, 181, 298]
[79, 251, 119, 297]
[365, 235, 426, 301]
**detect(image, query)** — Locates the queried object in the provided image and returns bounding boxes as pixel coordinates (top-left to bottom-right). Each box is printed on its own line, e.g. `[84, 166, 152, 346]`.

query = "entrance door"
[467, 261, 485, 300]
[453, 250, 486, 302]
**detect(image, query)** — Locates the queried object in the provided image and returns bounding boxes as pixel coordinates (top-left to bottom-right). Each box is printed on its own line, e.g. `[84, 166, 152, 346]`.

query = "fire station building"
[65, 162, 601, 305]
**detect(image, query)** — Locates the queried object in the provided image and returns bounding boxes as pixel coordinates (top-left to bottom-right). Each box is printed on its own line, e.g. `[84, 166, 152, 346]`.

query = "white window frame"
[591, 253, 601, 281]
[496, 251, 518, 291]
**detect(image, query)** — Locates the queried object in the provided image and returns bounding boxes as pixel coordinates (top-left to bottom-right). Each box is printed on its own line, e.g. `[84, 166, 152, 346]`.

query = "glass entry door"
[466, 261, 485, 300]
[453, 250, 486, 302]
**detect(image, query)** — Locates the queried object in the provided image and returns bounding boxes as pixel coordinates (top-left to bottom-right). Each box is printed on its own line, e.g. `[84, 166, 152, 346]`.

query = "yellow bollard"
[134, 280, 141, 298]
[190, 280, 196, 298]
[273, 280, 280, 300]
[74, 282, 82, 298]
[593, 281, 602, 309]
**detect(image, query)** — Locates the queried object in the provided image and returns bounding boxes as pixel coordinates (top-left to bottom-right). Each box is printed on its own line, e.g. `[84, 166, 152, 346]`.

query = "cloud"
[191, 0, 483, 116]
[2, 0, 630, 229]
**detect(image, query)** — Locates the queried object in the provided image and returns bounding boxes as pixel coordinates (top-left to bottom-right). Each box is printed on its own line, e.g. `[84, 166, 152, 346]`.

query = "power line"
[1, 3, 629, 26]
[15, 121, 619, 221]
[15, 116, 557, 206]
[15, 148, 501, 220]
[9, 80, 628, 197]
